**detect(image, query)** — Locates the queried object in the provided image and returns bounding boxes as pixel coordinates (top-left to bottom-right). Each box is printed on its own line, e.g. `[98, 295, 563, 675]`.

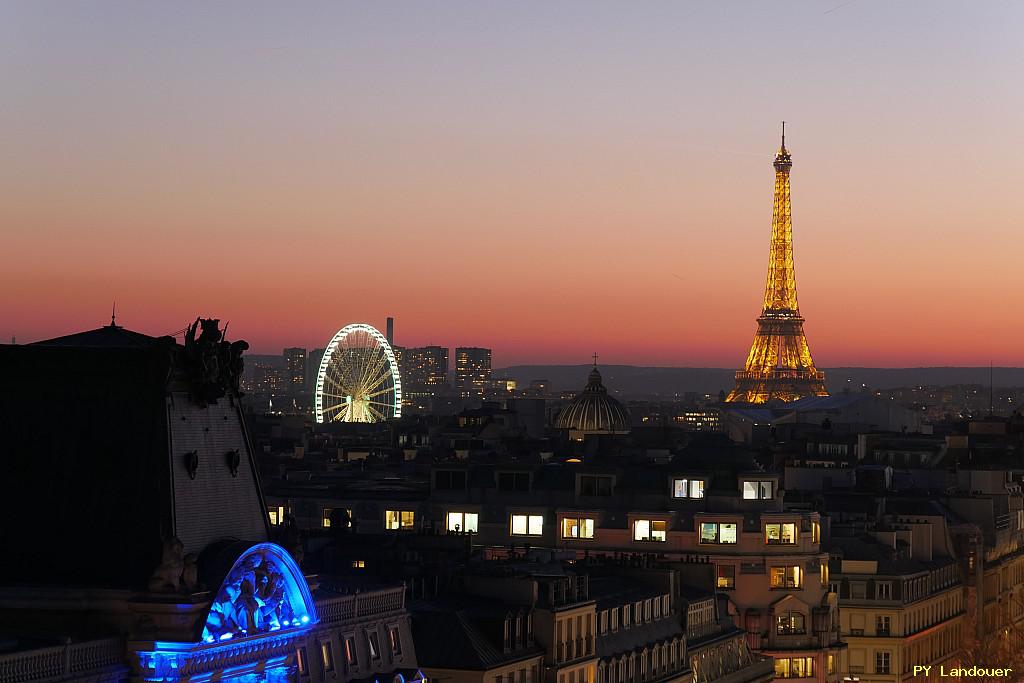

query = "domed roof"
[554, 365, 631, 435]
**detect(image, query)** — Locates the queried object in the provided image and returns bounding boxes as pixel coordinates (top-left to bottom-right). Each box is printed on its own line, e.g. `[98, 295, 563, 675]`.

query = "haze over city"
[3, 1, 1022, 366]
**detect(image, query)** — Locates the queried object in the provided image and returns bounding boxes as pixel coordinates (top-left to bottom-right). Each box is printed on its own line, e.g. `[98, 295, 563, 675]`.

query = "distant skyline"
[3, 2, 1023, 367]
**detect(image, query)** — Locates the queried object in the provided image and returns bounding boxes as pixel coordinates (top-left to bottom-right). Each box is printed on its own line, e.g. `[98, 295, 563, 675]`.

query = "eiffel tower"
[726, 124, 829, 404]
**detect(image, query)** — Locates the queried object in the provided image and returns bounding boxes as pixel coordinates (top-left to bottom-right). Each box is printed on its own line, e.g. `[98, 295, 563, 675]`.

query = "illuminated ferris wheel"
[314, 323, 402, 424]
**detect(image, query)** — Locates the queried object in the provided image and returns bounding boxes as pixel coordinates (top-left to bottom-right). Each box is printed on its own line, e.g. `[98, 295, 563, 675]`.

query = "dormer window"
[743, 480, 774, 499]
[672, 478, 705, 499]
[580, 475, 613, 496]
[511, 514, 544, 536]
[499, 472, 531, 492]
[633, 519, 668, 542]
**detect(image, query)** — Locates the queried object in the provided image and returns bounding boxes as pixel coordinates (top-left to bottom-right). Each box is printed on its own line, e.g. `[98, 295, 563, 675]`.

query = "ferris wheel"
[314, 323, 402, 424]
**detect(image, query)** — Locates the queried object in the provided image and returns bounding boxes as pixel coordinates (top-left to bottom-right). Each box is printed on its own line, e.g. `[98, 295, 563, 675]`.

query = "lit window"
[321, 642, 334, 672]
[765, 523, 797, 544]
[742, 480, 774, 499]
[367, 630, 381, 659]
[770, 566, 802, 588]
[446, 511, 479, 533]
[269, 506, 284, 526]
[297, 647, 307, 675]
[511, 514, 544, 536]
[776, 611, 806, 635]
[351, 560, 365, 569]
[699, 522, 737, 544]
[385, 510, 415, 530]
[716, 564, 735, 589]
[811, 521, 820, 543]
[774, 657, 814, 678]
[322, 508, 332, 528]
[672, 478, 705, 498]
[633, 519, 668, 542]
[562, 517, 595, 539]
[344, 636, 357, 665]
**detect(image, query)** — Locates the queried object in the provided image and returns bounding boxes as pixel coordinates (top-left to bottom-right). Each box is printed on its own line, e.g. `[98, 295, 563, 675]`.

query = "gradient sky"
[2, 2, 1022, 367]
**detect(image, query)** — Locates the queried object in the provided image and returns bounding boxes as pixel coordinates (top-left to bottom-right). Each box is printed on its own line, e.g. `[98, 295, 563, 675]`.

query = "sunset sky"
[2, 2, 1022, 367]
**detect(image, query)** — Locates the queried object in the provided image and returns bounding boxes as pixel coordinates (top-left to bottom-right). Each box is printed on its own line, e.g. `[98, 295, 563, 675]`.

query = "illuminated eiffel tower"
[726, 124, 829, 404]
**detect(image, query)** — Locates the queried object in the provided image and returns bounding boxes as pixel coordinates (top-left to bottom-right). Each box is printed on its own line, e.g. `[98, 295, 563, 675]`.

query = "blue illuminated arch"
[201, 542, 318, 643]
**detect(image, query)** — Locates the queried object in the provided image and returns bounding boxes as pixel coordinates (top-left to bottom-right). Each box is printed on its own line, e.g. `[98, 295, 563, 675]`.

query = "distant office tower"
[306, 347, 326, 391]
[283, 347, 306, 391]
[403, 346, 449, 398]
[386, 317, 394, 346]
[455, 347, 492, 398]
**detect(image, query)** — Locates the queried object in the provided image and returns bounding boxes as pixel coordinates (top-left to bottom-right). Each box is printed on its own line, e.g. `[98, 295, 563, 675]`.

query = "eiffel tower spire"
[725, 126, 829, 404]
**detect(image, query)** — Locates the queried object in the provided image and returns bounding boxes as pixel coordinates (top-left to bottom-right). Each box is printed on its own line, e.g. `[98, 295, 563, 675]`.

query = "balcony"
[0, 637, 125, 683]
[318, 585, 405, 624]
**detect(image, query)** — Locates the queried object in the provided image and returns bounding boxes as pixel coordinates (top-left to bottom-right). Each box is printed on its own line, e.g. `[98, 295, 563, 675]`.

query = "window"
[622, 605, 630, 627]
[876, 615, 891, 636]
[367, 630, 381, 660]
[876, 650, 891, 674]
[580, 475, 613, 496]
[765, 523, 797, 544]
[776, 611, 806, 635]
[562, 517, 595, 539]
[811, 521, 821, 543]
[323, 507, 353, 528]
[600, 610, 608, 634]
[351, 560, 365, 569]
[435, 470, 467, 490]
[774, 657, 814, 678]
[344, 636, 357, 665]
[633, 519, 668, 542]
[389, 625, 403, 655]
[269, 505, 284, 526]
[499, 471, 530, 492]
[717, 564, 736, 589]
[321, 642, 334, 672]
[672, 478, 705, 499]
[827, 653, 835, 675]
[385, 510, 415, 530]
[743, 480, 774, 499]
[699, 522, 737, 544]
[770, 566, 802, 588]
[511, 514, 544, 536]
[820, 563, 829, 587]
[297, 647, 308, 675]
[610, 607, 619, 631]
[876, 581, 893, 600]
[447, 511, 479, 533]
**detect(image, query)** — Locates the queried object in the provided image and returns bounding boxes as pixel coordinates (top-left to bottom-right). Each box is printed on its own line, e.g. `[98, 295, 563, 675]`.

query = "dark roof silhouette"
[31, 323, 170, 348]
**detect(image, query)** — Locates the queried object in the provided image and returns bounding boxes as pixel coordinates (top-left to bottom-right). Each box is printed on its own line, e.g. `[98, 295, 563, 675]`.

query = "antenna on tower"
[781, 121, 786, 149]
[110, 301, 117, 327]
